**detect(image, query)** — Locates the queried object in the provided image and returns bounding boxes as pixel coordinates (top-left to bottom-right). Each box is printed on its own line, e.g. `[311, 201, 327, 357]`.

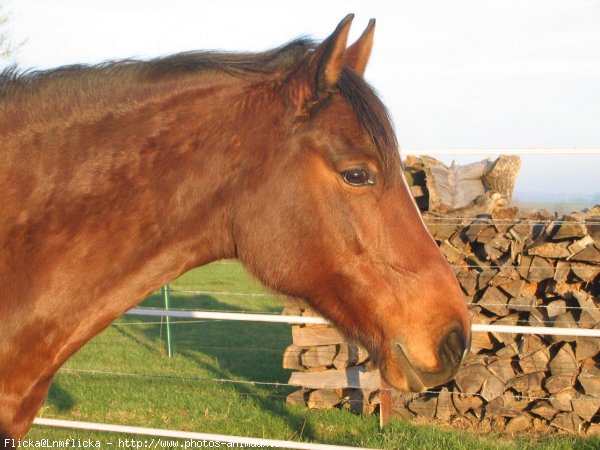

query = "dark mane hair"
[338, 67, 398, 172]
[0, 38, 398, 170]
[0, 39, 314, 107]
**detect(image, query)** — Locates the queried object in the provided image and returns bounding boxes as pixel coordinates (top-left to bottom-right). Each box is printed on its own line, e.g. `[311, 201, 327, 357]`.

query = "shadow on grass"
[47, 381, 75, 412]
[129, 292, 321, 443]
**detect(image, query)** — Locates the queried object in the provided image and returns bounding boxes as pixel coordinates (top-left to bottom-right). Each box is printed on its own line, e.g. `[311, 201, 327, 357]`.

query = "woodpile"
[283, 298, 382, 414]
[283, 206, 600, 434]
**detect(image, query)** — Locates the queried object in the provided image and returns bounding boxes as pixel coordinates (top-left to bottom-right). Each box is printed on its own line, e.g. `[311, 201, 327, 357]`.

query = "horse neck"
[2, 75, 288, 347]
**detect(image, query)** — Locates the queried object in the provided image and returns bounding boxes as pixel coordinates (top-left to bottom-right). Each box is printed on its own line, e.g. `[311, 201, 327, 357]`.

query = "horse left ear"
[344, 19, 375, 77]
[289, 14, 353, 109]
[312, 14, 354, 92]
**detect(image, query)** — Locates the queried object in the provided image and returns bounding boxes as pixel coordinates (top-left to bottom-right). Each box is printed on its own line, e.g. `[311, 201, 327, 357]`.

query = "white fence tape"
[32, 418, 375, 450]
[127, 307, 600, 337]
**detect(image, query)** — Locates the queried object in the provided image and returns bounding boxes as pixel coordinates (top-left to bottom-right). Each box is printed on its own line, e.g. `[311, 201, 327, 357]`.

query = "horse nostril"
[439, 328, 468, 368]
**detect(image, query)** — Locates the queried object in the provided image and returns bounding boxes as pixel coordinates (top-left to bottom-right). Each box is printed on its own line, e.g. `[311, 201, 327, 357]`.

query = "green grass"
[27, 261, 600, 449]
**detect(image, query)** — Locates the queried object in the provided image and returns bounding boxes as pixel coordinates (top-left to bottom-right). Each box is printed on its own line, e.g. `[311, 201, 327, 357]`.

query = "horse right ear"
[288, 14, 354, 112]
[344, 19, 375, 77]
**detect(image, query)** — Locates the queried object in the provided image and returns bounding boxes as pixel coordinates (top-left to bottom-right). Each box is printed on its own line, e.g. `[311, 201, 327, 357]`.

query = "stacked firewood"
[283, 207, 600, 434]
[282, 298, 381, 414]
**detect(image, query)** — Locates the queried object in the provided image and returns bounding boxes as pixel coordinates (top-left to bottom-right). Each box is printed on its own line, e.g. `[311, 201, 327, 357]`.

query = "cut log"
[517, 255, 533, 279]
[579, 358, 600, 397]
[518, 334, 546, 356]
[440, 241, 465, 265]
[301, 345, 337, 368]
[282, 305, 303, 316]
[454, 364, 490, 393]
[575, 336, 600, 362]
[526, 241, 570, 259]
[550, 217, 587, 240]
[507, 294, 539, 312]
[426, 219, 460, 242]
[548, 343, 577, 376]
[483, 237, 510, 261]
[511, 240, 524, 261]
[452, 392, 483, 415]
[527, 256, 555, 282]
[343, 389, 376, 415]
[568, 235, 594, 255]
[528, 308, 547, 328]
[519, 347, 550, 374]
[478, 269, 499, 290]
[533, 418, 553, 433]
[508, 372, 544, 395]
[489, 267, 519, 287]
[550, 388, 576, 412]
[548, 281, 578, 298]
[496, 343, 518, 358]
[553, 261, 570, 283]
[282, 297, 307, 313]
[571, 263, 600, 282]
[286, 388, 310, 406]
[307, 389, 341, 409]
[505, 415, 532, 433]
[436, 387, 455, 421]
[480, 374, 505, 401]
[469, 329, 495, 354]
[484, 396, 505, 416]
[478, 286, 510, 316]
[466, 222, 495, 244]
[283, 344, 306, 370]
[552, 412, 583, 433]
[292, 325, 346, 346]
[509, 221, 532, 242]
[531, 400, 558, 420]
[450, 230, 471, 252]
[498, 279, 525, 298]
[551, 312, 577, 343]
[572, 394, 600, 422]
[408, 396, 438, 420]
[491, 313, 520, 343]
[578, 311, 600, 331]
[546, 300, 567, 320]
[332, 343, 369, 369]
[288, 366, 381, 390]
[299, 306, 322, 318]
[571, 243, 600, 264]
[573, 290, 600, 322]
[456, 270, 478, 296]
[587, 214, 600, 241]
[503, 390, 530, 412]
[545, 374, 573, 394]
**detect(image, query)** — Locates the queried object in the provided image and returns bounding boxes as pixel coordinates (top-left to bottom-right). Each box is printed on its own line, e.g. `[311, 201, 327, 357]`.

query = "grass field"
[28, 261, 600, 449]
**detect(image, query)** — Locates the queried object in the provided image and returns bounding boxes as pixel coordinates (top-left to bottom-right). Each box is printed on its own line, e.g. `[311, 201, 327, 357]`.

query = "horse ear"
[291, 14, 353, 106]
[344, 19, 375, 77]
[313, 14, 354, 91]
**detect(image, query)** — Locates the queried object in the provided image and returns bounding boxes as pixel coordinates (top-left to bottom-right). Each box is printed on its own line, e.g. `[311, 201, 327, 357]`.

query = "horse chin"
[380, 346, 427, 393]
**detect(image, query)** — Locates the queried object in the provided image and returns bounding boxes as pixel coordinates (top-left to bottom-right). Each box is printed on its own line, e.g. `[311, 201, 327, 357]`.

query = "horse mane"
[0, 37, 398, 171]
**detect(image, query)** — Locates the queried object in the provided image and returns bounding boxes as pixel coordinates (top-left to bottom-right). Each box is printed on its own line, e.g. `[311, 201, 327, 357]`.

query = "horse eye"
[342, 168, 373, 187]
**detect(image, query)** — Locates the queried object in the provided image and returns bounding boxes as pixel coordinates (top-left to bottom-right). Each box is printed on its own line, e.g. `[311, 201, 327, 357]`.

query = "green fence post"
[162, 284, 174, 357]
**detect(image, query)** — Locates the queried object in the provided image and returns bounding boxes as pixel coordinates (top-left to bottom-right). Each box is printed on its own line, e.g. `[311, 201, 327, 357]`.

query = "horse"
[0, 15, 471, 441]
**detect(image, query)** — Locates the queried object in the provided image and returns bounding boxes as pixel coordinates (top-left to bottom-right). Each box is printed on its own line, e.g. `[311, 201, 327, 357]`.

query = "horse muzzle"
[391, 323, 471, 391]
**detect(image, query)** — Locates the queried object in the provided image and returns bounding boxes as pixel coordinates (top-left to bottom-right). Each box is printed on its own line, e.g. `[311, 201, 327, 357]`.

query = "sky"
[2, 0, 599, 202]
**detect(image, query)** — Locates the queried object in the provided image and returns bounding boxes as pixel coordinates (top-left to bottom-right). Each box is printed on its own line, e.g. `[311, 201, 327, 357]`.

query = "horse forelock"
[337, 68, 400, 178]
